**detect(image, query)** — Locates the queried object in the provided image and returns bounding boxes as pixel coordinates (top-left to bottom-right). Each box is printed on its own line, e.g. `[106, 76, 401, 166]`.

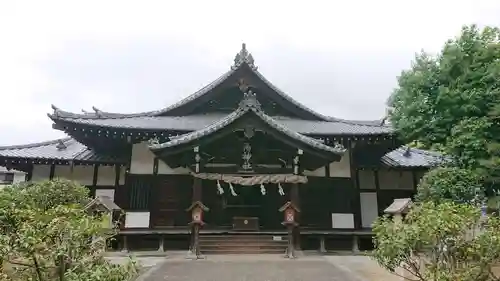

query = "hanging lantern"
[260, 183, 266, 195]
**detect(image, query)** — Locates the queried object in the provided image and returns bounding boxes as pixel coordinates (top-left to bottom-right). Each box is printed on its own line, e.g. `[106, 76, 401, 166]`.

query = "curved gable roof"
[48, 43, 387, 127]
[149, 92, 346, 156]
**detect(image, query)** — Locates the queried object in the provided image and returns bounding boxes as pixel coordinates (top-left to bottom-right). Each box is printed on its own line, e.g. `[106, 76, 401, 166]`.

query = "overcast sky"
[0, 0, 499, 145]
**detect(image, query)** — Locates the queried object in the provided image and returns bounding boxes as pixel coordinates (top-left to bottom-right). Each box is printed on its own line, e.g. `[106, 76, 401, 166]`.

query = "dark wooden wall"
[300, 177, 354, 229]
[122, 174, 192, 228]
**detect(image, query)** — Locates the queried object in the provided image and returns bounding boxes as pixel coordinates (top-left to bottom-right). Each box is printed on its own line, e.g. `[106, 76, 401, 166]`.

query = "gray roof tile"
[384, 198, 413, 214]
[149, 104, 347, 155]
[149, 110, 246, 150]
[47, 45, 389, 133]
[382, 147, 446, 168]
[49, 114, 392, 136]
[0, 166, 24, 174]
[85, 196, 122, 211]
[0, 138, 125, 164]
[49, 68, 235, 120]
[0, 140, 441, 168]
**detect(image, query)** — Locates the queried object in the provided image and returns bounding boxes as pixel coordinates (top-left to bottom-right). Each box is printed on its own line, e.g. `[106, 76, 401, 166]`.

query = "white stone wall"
[130, 142, 190, 175]
[30, 164, 125, 186]
[32, 164, 51, 182]
[124, 211, 150, 228]
[360, 192, 379, 228]
[302, 152, 351, 178]
[13, 172, 25, 183]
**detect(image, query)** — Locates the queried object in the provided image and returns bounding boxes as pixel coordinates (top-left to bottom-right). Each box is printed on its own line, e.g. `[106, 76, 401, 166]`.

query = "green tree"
[388, 24, 500, 170]
[0, 180, 138, 281]
[372, 201, 500, 281]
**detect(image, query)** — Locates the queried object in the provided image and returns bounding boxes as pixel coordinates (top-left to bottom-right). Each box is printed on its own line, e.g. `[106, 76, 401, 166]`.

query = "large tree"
[388, 25, 500, 172]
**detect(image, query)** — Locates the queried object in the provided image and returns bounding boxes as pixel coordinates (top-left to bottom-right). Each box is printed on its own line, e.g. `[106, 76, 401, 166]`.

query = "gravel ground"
[324, 255, 401, 281]
[144, 255, 364, 281]
[106, 253, 401, 281]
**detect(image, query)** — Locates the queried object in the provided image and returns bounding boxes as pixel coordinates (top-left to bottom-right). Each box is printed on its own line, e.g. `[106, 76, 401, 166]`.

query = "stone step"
[199, 234, 288, 254]
[201, 248, 286, 254]
[200, 238, 288, 243]
[200, 234, 287, 238]
[200, 242, 288, 248]
[200, 240, 288, 246]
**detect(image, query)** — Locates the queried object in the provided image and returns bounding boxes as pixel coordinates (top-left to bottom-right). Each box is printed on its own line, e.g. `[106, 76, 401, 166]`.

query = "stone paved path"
[143, 255, 365, 281]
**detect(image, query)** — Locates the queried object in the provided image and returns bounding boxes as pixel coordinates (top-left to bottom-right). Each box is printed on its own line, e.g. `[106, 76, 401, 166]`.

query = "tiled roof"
[149, 100, 347, 155]
[48, 68, 235, 120]
[381, 147, 447, 168]
[0, 166, 25, 174]
[48, 113, 392, 136]
[0, 138, 126, 164]
[84, 196, 121, 211]
[47, 44, 390, 135]
[0, 139, 441, 168]
[48, 44, 332, 121]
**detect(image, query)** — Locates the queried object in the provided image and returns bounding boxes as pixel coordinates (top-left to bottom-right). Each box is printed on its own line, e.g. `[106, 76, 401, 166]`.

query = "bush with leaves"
[0, 179, 138, 281]
[372, 201, 500, 281]
[416, 166, 484, 204]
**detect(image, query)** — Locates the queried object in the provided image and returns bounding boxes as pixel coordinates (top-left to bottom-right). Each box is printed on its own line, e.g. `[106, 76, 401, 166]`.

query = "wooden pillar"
[25, 164, 33, 182]
[188, 146, 204, 257]
[352, 235, 360, 253]
[319, 236, 327, 253]
[411, 170, 419, 191]
[374, 169, 381, 216]
[49, 163, 56, 180]
[114, 164, 121, 187]
[121, 235, 128, 253]
[92, 164, 99, 186]
[292, 149, 302, 250]
[349, 141, 362, 229]
[193, 178, 202, 202]
[157, 235, 164, 252]
[192, 146, 202, 201]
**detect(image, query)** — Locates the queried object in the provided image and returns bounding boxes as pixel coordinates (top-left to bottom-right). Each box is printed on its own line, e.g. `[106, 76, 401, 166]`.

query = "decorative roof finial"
[238, 89, 261, 111]
[148, 137, 160, 146]
[56, 139, 67, 150]
[238, 78, 249, 93]
[403, 146, 411, 157]
[232, 43, 257, 70]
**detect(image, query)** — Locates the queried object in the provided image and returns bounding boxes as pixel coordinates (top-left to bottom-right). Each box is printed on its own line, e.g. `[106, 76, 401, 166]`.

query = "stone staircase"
[199, 234, 288, 254]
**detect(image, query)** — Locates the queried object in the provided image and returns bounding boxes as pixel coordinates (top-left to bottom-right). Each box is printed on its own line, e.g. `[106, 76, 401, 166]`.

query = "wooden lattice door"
[151, 176, 191, 228]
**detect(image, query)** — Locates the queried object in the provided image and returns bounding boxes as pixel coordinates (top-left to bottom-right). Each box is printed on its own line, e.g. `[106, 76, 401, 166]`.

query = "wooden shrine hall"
[0, 44, 444, 255]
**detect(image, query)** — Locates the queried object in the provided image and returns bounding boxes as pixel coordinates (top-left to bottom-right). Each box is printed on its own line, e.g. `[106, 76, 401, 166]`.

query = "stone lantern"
[384, 198, 413, 281]
[84, 196, 123, 250]
[279, 201, 300, 258]
[186, 201, 209, 259]
[383, 198, 412, 224]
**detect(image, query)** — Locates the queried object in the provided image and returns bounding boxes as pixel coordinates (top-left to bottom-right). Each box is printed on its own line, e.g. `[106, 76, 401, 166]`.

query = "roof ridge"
[0, 137, 72, 150]
[251, 69, 330, 121]
[150, 94, 346, 155]
[149, 108, 247, 150]
[48, 69, 235, 120]
[400, 146, 444, 157]
[285, 117, 390, 128]
[252, 108, 346, 154]
[47, 44, 391, 127]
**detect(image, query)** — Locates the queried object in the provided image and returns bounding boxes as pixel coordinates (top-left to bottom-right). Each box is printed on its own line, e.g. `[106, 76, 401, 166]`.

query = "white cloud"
[0, 0, 499, 145]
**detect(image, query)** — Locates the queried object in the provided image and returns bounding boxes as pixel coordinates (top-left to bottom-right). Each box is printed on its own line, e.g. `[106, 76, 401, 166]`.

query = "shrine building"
[0, 44, 443, 254]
